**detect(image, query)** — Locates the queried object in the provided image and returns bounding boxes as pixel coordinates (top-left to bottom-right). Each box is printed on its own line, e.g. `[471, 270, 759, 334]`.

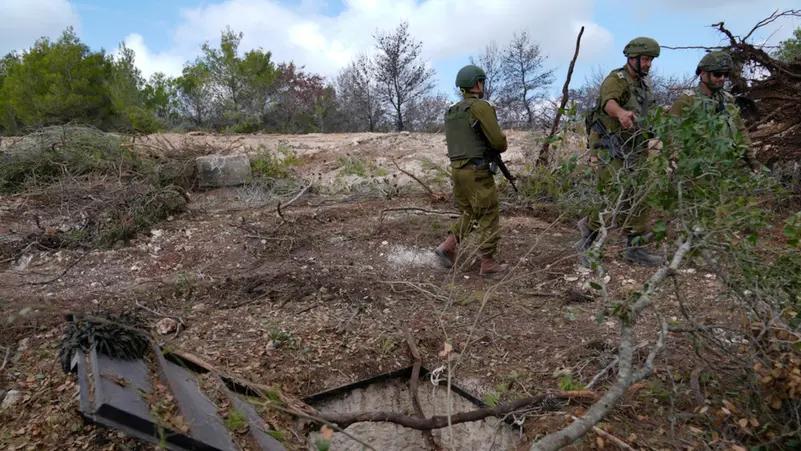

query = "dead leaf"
[688, 426, 703, 434]
[595, 436, 605, 449]
[627, 383, 646, 393]
[738, 418, 748, 428]
[438, 341, 453, 357]
[320, 424, 334, 441]
[731, 446, 747, 451]
[749, 417, 760, 427]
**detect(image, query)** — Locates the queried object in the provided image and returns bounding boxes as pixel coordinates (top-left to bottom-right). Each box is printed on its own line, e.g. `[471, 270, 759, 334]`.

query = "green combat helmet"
[696, 51, 733, 75]
[623, 37, 661, 58]
[455, 64, 486, 89]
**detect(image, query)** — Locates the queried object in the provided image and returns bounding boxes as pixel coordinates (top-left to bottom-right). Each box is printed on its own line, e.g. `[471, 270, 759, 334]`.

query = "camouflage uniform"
[435, 64, 509, 278]
[576, 37, 666, 268]
[668, 51, 759, 170]
[446, 96, 508, 254]
[587, 66, 655, 237]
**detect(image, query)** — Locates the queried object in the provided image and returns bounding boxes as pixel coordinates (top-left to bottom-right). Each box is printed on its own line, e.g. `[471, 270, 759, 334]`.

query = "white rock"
[1, 390, 23, 410]
[196, 154, 252, 187]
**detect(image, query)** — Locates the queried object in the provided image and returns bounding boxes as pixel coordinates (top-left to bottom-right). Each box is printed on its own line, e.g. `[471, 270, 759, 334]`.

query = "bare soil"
[0, 131, 749, 450]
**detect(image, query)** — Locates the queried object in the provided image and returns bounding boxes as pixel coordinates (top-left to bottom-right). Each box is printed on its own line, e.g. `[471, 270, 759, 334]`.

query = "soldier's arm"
[599, 76, 635, 128]
[470, 101, 508, 152]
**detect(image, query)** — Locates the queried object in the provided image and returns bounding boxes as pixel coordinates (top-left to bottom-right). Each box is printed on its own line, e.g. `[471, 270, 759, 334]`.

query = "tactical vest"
[688, 87, 741, 143]
[444, 98, 490, 162]
[589, 68, 654, 138]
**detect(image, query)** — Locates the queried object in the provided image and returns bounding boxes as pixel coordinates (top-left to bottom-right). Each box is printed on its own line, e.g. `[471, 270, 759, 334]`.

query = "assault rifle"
[489, 152, 517, 192]
[470, 119, 517, 192]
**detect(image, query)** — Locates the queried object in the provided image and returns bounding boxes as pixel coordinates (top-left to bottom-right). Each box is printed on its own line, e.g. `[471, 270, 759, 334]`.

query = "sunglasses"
[711, 71, 729, 78]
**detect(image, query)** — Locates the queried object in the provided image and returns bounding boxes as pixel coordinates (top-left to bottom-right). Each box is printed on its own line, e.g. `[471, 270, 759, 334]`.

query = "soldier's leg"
[450, 167, 476, 241]
[435, 167, 473, 268]
[621, 172, 665, 267]
[469, 166, 507, 277]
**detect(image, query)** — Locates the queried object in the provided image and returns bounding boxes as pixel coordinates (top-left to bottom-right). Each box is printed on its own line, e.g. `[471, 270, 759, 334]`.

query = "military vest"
[685, 87, 741, 143]
[444, 98, 490, 162]
[597, 67, 654, 136]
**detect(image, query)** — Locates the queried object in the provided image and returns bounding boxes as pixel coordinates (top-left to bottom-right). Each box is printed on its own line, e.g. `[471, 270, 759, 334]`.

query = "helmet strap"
[699, 73, 722, 93]
[626, 57, 646, 78]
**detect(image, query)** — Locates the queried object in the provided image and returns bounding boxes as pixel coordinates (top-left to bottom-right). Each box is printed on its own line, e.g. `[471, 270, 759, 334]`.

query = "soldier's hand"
[616, 110, 637, 129]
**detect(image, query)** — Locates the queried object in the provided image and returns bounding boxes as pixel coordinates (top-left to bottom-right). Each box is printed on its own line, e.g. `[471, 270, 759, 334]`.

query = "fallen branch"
[392, 158, 434, 196]
[530, 235, 693, 451]
[570, 415, 636, 451]
[0, 346, 10, 373]
[24, 251, 91, 286]
[380, 207, 458, 219]
[276, 180, 313, 223]
[538, 25, 584, 166]
[317, 391, 596, 430]
[402, 324, 440, 450]
[584, 357, 619, 390]
[690, 366, 707, 406]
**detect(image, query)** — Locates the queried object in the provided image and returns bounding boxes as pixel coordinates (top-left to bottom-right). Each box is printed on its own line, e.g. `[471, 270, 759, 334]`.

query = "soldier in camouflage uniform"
[668, 51, 761, 171]
[575, 37, 666, 268]
[434, 64, 509, 278]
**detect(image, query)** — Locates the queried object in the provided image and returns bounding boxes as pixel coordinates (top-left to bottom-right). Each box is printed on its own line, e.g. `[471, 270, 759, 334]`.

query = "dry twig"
[317, 391, 596, 431]
[538, 25, 584, 166]
[570, 415, 636, 450]
[402, 324, 440, 450]
[392, 158, 434, 196]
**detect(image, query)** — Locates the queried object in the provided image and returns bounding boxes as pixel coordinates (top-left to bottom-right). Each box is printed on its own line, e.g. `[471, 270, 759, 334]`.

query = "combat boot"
[434, 233, 457, 268]
[574, 217, 598, 269]
[479, 255, 508, 279]
[623, 235, 666, 267]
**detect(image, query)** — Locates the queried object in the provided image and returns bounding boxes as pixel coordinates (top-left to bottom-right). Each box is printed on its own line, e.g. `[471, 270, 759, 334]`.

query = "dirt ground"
[0, 130, 749, 450]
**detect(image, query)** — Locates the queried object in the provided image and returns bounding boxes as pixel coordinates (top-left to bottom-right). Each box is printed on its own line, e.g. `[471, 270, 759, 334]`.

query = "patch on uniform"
[615, 71, 625, 79]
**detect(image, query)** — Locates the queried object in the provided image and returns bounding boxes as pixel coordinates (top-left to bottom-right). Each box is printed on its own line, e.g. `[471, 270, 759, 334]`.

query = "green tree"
[775, 27, 801, 62]
[174, 61, 214, 127]
[0, 27, 114, 131]
[142, 72, 179, 122]
[198, 27, 278, 127]
[108, 43, 154, 132]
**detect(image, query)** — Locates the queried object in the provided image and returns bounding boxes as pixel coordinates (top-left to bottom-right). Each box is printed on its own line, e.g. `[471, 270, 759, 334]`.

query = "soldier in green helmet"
[575, 37, 666, 268]
[433, 64, 509, 278]
[667, 51, 761, 171]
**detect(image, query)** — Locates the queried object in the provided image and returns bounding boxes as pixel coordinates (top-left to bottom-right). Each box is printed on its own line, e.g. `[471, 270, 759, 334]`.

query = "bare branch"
[743, 9, 801, 43]
[402, 324, 439, 449]
[530, 236, 693, 451]
[539, 26, 583, 166]
[392, 158, 434, 195]
[318, 391, 596, 430]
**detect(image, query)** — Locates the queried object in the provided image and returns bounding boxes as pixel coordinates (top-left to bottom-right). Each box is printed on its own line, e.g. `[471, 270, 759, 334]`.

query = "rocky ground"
[0, 130, 750, 450]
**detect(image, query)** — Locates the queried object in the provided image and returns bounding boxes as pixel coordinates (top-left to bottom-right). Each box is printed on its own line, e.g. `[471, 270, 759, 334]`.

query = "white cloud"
[125, 0, 614, 82]
[118, 34, 185, 80]
[0, 0, 80, 55]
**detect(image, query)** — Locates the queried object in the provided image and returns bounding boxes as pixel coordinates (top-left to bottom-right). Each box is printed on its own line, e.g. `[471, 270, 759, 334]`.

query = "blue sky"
[2, 0, 799, 101]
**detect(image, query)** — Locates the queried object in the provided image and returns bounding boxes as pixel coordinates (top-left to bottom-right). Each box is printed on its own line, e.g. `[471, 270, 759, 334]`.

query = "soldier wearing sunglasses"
[668, 51, 761, 172]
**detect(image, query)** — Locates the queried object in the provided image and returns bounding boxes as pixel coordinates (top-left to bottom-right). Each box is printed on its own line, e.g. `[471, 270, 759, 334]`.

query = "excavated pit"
[304, 369, 521, 451]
